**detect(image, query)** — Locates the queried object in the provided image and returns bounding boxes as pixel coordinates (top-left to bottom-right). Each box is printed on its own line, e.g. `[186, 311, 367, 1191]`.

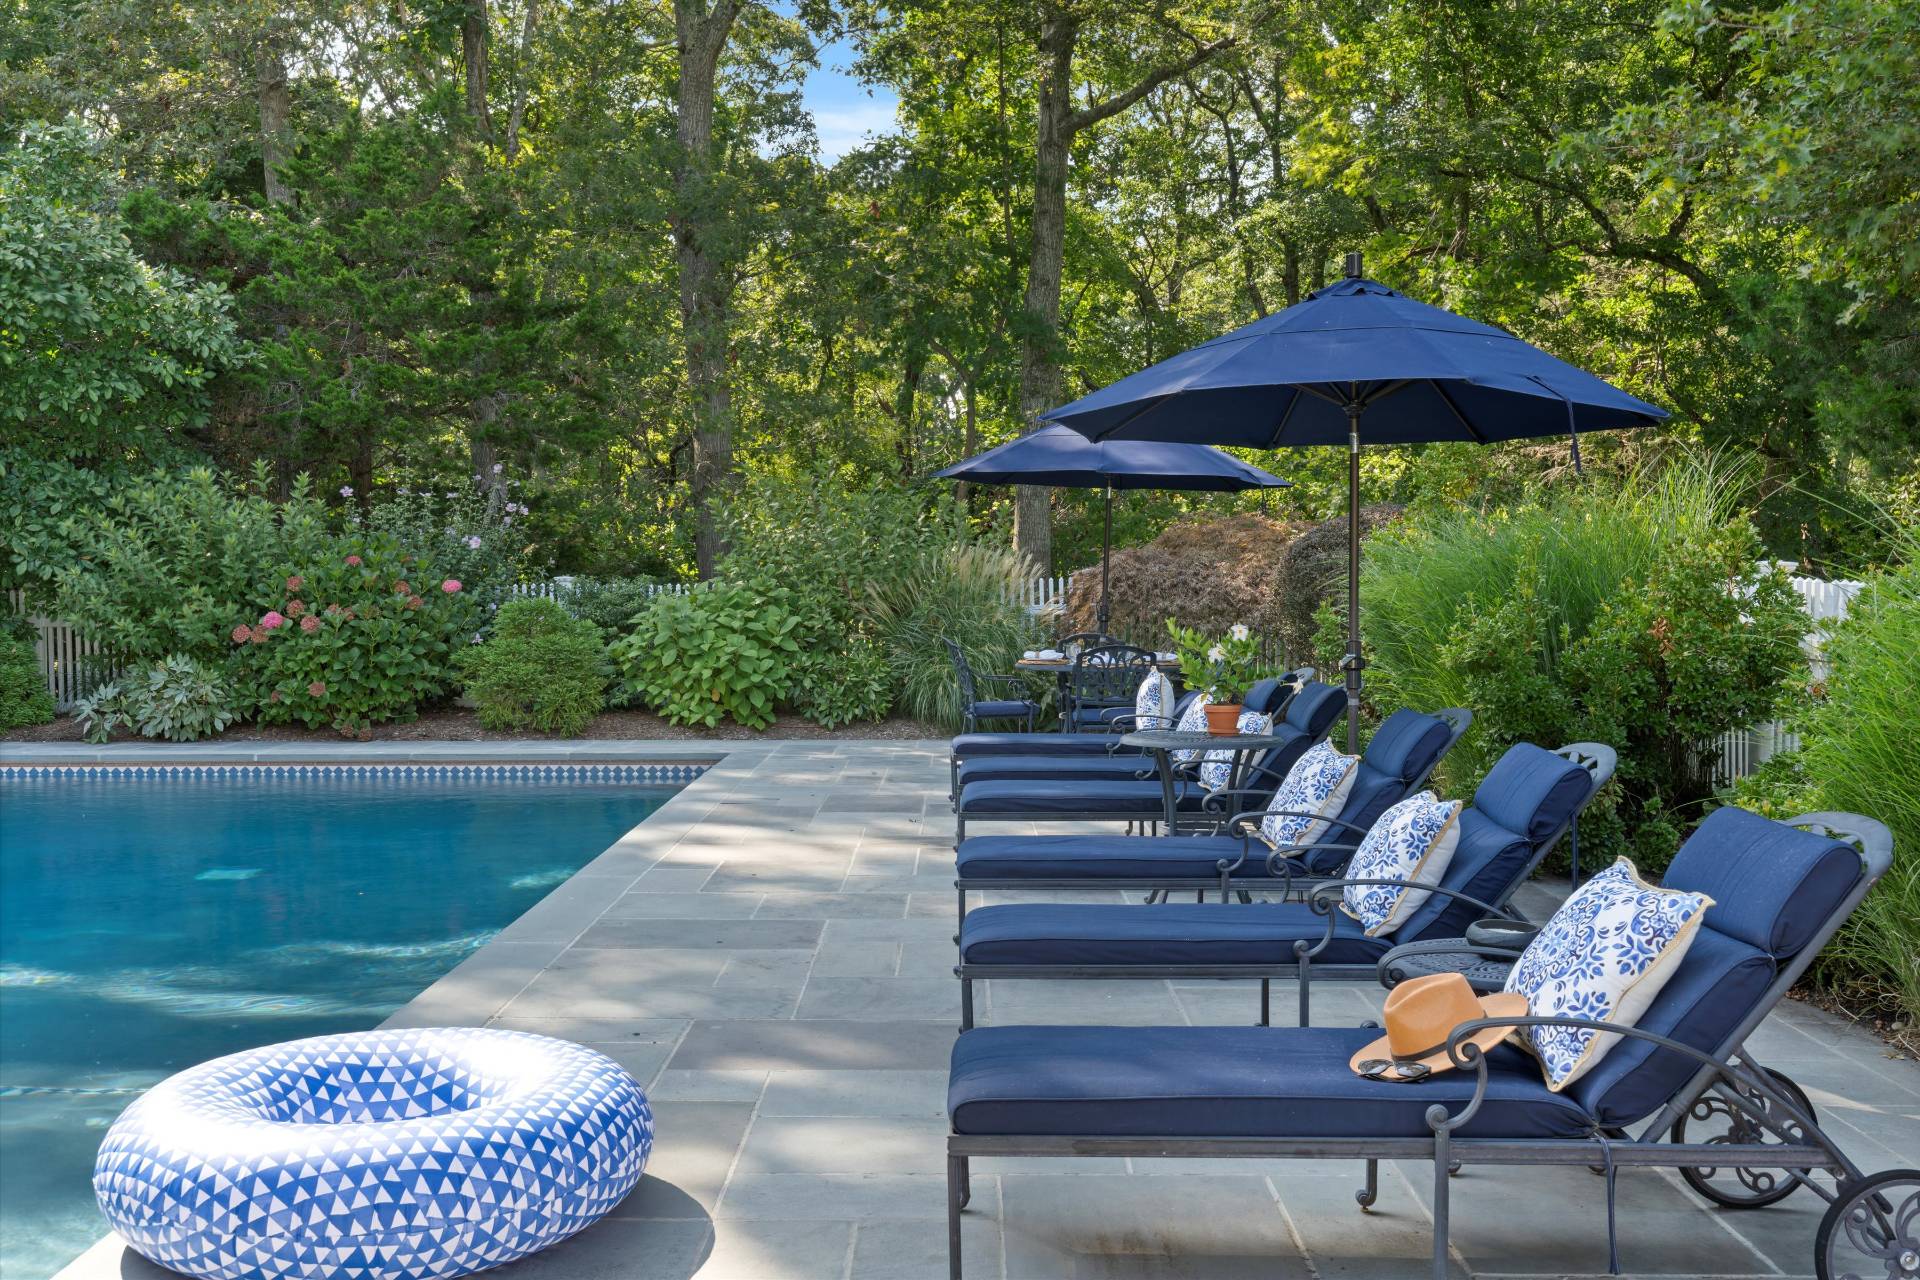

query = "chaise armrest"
[1373, 937, 1531, 989]
[1429, 1014, 1822, 1145]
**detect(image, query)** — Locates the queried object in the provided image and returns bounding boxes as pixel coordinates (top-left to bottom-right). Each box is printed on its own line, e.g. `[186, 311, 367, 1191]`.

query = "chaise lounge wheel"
[1816, 1168, 1920, 1280]
[1672, 1068, 1816, 1208]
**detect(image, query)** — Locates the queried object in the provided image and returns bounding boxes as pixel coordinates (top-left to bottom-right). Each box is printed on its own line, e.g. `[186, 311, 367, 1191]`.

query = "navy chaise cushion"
[949, 1025, 1592, 1140]
[958, 901, 1388, 967]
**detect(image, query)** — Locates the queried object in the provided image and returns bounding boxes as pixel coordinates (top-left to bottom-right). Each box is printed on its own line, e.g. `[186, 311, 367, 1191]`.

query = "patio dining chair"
[942, 808, 1899, 1280]
[953, 740, 1616, 1029]
[944, 638, 1041, 733]
[1062, 643, 1158, 732]
[951, 706, 1472, 927]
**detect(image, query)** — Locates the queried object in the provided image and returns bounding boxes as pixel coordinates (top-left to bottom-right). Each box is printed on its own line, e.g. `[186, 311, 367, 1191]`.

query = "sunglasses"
[1355, 1058, 1432, 1083]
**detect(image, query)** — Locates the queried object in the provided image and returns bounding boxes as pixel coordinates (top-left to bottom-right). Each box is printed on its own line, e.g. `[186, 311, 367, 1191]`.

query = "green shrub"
[1339, 454, 1808, 871]
[245, 535, 477, 735]
[558, 575, 662, 636]
[457, 598, 608, 736]
[791, 638, 894, 729]
[866, 543, 1039, 730]
[1732, 547, 1919, 1022]
[73, 654, 243, 743]
[611, 581, 802, 729]
[362, 473, 541, 622]
[0, 631, 55, 730]
[53, 465, 333, 665]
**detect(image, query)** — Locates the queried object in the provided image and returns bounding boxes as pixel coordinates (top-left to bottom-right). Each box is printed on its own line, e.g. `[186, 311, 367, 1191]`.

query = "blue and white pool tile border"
[0, 762, 709, 783]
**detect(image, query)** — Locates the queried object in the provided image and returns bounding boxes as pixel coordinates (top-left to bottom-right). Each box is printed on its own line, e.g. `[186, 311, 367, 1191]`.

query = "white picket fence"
[10, 569, 1856, 780]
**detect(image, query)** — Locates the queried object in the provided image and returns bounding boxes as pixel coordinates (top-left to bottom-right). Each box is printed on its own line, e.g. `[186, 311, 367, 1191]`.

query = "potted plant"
[1167, 621, 1265, 734]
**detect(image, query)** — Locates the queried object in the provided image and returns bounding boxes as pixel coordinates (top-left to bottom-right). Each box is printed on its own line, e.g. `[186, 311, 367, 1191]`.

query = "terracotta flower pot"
[1204, 703, 1245, 735]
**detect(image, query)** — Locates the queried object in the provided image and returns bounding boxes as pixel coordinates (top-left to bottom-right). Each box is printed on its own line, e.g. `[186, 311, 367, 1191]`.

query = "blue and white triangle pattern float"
[93, 1027, 653, 1280]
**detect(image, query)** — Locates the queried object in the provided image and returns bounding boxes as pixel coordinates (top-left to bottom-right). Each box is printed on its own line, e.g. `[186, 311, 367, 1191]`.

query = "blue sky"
[801, 33, 899, 162]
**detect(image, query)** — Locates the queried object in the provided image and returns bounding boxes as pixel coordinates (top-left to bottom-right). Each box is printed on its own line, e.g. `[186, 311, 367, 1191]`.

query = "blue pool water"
[0, 769, 680, 1280]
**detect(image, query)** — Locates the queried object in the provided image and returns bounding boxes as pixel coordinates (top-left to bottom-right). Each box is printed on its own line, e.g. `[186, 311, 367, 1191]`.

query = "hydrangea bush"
[244, 537, 477, 735]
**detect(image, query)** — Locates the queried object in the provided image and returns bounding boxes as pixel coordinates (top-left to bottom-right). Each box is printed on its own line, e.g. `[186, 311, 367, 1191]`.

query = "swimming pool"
[0, 765, 688, 1280]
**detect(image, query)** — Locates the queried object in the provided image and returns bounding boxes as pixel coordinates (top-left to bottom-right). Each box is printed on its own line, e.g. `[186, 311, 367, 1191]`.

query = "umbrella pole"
[1345, 407, 1363, 754]
[1097, 485, 1113, 637]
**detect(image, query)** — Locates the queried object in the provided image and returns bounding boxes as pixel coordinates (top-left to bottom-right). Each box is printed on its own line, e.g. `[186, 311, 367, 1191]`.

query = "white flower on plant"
[1206, 643, 1225, 663]
[491, 463, 504, 474]
[339, 485, 353, 498]
[1229, 623, 1250, 641]
[502, 516, 513, 526]
[466, 535, 483, 549]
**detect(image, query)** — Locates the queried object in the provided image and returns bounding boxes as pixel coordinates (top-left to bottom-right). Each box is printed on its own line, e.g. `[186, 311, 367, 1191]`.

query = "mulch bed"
[3, 708, 946, 745]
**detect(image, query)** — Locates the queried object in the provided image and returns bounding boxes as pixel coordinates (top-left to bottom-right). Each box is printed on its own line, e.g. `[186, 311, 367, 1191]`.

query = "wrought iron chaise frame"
[945, 812, 1904, 1280]
[953, 742, 1617, 1031]
[950, 707, 1473, 930]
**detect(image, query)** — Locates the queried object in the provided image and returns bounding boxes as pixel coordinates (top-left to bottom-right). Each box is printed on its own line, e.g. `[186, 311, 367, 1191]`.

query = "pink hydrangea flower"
[249, 628, 269, 645]
[407, 595, 423, 610]
[231, 624, 251, 644]
[394, 580, 411, 595]
[441, 579, 462, 593]
[345, 554, 363, 567]
[285, 600, 305, 618]
[300, 614, 320, 633]
[308, 681, 327, 698]
[286, 575, 303, 592]
[259, 611, 286, 631]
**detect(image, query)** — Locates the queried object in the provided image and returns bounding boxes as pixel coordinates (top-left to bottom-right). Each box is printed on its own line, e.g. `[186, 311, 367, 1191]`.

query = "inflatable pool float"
[93, 1027, 652, 1280]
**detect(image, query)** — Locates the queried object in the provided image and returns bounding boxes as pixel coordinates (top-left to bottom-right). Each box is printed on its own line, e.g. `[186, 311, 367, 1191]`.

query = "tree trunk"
[674, 0, 742, 579]
[1012, 11, 1077, 573]
[463, 0, 494, 141]
[504, 0, 540, 162]
[258, 42, 293, 206]
[895, 355, 923, 479]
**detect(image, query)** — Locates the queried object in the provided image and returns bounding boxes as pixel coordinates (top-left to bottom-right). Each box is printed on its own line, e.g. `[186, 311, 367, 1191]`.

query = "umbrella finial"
[1344, 251, 1363, 279]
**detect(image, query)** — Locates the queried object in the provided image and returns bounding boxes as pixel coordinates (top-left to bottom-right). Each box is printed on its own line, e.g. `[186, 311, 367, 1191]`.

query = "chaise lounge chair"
[954, 740, 1615, 1028]
[951, 680, 1348, 841]
[951, 676, 1304, 791]
[951, 706, 1471, 928]
[943, 808, 1900, 1280]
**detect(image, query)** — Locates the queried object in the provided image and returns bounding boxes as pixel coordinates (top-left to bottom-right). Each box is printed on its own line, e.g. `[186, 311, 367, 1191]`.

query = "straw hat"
[1349, 972, 1529, 1081]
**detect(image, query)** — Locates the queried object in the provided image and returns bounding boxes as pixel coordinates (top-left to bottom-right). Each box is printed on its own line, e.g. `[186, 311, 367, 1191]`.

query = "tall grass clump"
[1337, 451, 1808, 871]
[867, 543, 1040, 730]
[1735, 533, 1919, 1025]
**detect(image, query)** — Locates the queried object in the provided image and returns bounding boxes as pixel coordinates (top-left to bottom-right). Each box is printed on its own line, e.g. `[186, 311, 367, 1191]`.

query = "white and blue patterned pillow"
[1134, 671, 1177, 730]
[1198, 711, 1273, 791]
[1257, 740, 1359, 850]
[1503, 859, 1713, 1091]
[1340, 791, 1464, 937]
[1170, 691, 1212, 763]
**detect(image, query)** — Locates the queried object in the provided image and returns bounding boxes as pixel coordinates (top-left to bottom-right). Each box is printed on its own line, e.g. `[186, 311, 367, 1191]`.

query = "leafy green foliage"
[0, 453, 121, 601]
[0, 631, 55, 730]
[246, 536, 475, 736]
[0, 123, 246, 464]
[456, 598, 608, 737]
[791, 640, 895, 730]
[1731, 541, 1920, 1022]
[1345, 456, 1808, 870]
[1167, 621, 1264, 703]
[557, 576, 663, 637]
[53, 466, 332, 664]
[611, 582, 802, 729]
[74, 654, 242, 743]
[865, 543, 1039, 730]
[360, 474, 540, 621]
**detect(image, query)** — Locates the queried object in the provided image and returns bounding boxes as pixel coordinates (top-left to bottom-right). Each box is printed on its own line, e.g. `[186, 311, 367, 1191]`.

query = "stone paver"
[49, 738, 1920, 1280]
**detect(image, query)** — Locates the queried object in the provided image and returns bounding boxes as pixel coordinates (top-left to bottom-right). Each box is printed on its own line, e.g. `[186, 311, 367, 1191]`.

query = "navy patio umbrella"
[1043, 254, 1668, 750]
[933, 424, 1290, 635]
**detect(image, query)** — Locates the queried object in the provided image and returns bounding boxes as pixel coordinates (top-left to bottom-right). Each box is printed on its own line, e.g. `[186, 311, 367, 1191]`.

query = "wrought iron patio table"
[1121, 728, 1292, 827]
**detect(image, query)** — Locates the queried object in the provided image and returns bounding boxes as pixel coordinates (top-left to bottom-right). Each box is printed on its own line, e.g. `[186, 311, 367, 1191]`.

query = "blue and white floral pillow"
[1170, 692, 1211, 763]
[1340, 792, 1464, 937]
[1503, 859, 1713, 1091]
[1256, 740, 1359, 850]
[1198, 711, 1273, 791]
[1133, 671, 1177, 730]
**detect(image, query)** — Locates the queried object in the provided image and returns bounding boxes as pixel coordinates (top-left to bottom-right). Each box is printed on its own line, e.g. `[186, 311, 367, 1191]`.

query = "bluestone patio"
[40, 738, 1920, 1280]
